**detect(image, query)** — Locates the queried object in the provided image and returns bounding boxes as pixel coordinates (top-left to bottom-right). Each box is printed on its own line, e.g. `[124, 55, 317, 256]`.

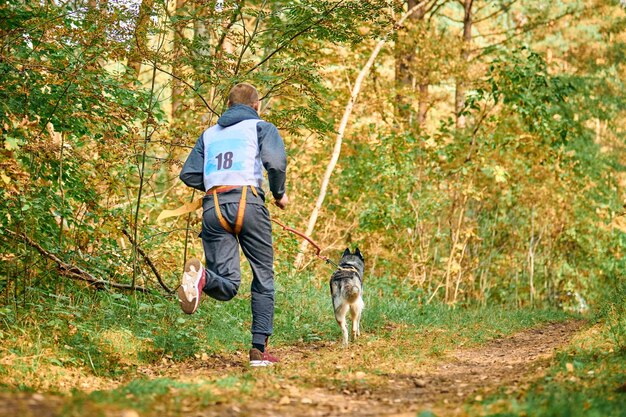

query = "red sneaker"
[177, 258, 206, 314]
[249, 348, 280, 367]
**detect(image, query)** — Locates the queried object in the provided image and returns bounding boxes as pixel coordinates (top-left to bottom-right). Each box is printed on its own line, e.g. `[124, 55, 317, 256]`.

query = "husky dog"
[330, 248, 365, 346]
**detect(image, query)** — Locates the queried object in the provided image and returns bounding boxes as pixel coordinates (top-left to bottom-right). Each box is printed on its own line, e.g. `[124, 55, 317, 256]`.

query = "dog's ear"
[355, 247, 363, 259]
[342, 248, 351, 257]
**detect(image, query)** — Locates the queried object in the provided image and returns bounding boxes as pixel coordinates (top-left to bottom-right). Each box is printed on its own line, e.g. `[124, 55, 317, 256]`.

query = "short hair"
[228, 83, 259, 108]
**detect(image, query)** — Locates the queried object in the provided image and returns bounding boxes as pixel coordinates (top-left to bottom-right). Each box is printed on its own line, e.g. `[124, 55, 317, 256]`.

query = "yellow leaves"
[482, 164, 509, 184]
[423, 137, 437, 149]
[4, 137, 20, 151]
[0, 163, 30, 196]
[46, 122, 63, 146]
[448, 258, 462, 274]
[193, 352, 209, 361]
[612, 215, 626, 234]
[0, 252, 16, 261]
[493, 165, 508, 184]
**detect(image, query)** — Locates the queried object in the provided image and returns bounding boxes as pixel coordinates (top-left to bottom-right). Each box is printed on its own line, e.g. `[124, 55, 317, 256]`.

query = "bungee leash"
[156, 189, 339, 269]
[269, 218, 339, 269]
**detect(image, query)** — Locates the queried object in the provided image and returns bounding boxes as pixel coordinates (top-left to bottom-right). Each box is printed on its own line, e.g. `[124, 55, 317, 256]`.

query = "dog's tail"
[342, 284, 361, 303]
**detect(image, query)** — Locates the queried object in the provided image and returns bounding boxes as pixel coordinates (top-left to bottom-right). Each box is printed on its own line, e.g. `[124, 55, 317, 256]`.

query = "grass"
[0, 269, 580, 414]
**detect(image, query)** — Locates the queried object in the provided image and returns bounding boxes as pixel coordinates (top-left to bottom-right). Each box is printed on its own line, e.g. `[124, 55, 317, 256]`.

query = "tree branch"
[473, 0, 519, 24]
[122, 228, 173, 294]
[243, 0, 347, 77]
[4, 229, 149, 292]
[152, 63, 219, 116]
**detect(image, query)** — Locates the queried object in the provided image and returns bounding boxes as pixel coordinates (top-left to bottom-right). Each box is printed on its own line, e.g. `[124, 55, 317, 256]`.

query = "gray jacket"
[179, 104, 287, 202]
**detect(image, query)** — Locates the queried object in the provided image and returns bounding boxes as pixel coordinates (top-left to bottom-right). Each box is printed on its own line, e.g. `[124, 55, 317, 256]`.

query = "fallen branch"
[122, 228, 173, 294]
[5, 229, 149, 292]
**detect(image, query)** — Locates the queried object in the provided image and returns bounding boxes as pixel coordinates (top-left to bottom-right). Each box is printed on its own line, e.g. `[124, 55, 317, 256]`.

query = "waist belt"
[208, 185, 259, 235]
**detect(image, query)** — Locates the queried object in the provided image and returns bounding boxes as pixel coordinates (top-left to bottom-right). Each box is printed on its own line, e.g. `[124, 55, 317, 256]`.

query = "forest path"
[218, 319, 585, 417]
[0, 320, 585, 417]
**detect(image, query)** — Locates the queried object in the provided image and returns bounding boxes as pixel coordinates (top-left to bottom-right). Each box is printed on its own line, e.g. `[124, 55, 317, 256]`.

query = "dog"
[329, 248, 365, 346]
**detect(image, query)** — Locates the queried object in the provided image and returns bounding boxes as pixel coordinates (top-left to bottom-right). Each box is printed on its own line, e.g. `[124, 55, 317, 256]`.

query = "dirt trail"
[215, 320, 586, 417]
[369, 319, 586, 416]
[0, 320, 585, 417]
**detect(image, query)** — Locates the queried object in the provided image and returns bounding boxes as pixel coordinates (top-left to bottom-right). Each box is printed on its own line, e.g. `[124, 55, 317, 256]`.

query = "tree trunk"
[171, 0, 187, 120]
[455, 0, 473, 129]
[417, 81, 429, 126]
[295, 2, 427, 268]
[126, 0, 155, 80]
[193, 6, 213, 123]
[394, 0, 425, 127]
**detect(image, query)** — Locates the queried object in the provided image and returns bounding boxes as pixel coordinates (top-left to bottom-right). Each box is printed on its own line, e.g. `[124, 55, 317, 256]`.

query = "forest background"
[2, 0, 624, 308]
[0, 0, 626, 415]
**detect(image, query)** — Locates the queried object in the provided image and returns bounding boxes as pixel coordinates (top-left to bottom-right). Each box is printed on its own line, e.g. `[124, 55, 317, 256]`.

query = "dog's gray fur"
[329, 248, 364, 346]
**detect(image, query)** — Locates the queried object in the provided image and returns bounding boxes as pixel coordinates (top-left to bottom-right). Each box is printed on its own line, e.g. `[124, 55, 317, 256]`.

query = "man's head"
[228, 83, 260, 111]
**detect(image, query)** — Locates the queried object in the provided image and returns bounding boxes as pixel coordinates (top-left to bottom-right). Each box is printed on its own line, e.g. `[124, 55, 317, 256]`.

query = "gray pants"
[200, 194, 274, 346]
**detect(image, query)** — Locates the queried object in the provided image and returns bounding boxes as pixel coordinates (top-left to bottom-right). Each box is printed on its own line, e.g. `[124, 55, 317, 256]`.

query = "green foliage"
[0, 0, 396, 304]
[488, 48, 576, 143]
[597, 276, 626, 351]
[325, 42, 625, 308]
[0, 0, 158, 297]
[2, 0, 622, 315]
[0, 1, 624, 415]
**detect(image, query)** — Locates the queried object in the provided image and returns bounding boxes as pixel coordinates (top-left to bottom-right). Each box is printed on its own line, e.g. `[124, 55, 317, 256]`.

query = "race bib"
[204, 136, 247, 176]
[202, 119, 262, 189]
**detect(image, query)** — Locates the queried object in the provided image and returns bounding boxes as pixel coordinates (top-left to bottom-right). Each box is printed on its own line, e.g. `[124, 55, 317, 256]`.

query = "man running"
[178, 83, 289, 367]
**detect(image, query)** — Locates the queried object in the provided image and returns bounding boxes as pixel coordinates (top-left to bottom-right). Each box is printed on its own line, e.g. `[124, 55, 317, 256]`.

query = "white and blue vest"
[202, 119, 263, 191]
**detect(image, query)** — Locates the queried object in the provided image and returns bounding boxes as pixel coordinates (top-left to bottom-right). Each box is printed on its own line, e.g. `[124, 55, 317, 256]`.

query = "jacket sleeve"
[258, 121, 287, 199]
[179, 134, 206, 191]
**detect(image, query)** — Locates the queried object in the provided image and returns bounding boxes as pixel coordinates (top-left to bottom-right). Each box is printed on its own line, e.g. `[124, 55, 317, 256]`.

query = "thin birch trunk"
[131, 26, 166, 287]
[480, 210, 498, 305]
[132, 61, 158, 288]
[455, 0, 473, 128]
[452, 238, 469, 304]
[444, 196, 467, 303]
[394, 0, 427, 126]
[528, 207, 535, 307]
[425, 219, 441, 304]
[171, 0, 187, 120]
[515, 270, 520, 308]
[417, 82, 429, 127]
[127, 0, 154, 80]
[58, 131, 65, 249]
[294, 2, 427, 268]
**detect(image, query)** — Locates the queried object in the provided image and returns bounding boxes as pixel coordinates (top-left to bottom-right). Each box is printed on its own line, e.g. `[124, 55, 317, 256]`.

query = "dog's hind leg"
[350, 297, 364, 341]
[334, 303, 350, 346]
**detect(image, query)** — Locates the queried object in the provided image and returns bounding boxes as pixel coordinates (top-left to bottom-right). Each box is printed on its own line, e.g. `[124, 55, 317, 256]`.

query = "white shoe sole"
[250, 360, 275, 367]
[178, 259, 204, 314]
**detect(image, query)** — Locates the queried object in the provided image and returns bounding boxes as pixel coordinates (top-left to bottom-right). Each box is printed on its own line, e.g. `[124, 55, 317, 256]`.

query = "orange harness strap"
[211, 186, 258, 235]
